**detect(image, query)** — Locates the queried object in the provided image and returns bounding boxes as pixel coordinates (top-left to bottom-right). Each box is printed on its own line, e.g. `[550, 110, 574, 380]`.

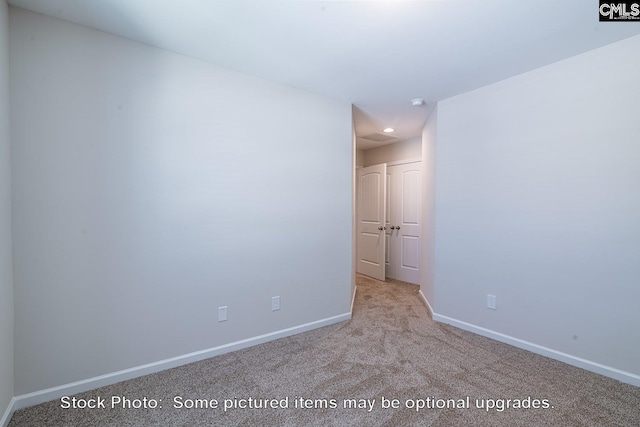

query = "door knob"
[390, 226, 396, 230]
[378, 226, 383, 231]
[396, 226, 401, 230]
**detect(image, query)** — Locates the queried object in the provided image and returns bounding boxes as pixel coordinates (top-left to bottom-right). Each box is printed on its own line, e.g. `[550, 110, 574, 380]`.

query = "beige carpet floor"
[9, 274, 640, 426]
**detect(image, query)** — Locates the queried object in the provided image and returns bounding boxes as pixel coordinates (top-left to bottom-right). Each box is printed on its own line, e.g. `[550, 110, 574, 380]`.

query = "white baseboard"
[417, 291, 639, 387]
[418, 289, 434, 317]
[435, 313, 640, 387]
[9, 312, 351, 415]
[351, 285, 357, 314]
[6, 297, 638, 425]
[1, 397, 17, 427]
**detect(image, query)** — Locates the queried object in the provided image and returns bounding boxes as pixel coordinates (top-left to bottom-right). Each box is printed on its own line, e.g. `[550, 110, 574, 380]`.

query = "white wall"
[420, 107, 437, 309]
[363, 136, 421, 167]
[434, 35, 640, 380]
[10, 8, 353, 395]
[0, 0, 14, 423]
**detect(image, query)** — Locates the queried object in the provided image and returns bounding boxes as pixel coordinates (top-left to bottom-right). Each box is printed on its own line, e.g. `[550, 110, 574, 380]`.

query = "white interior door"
[386, 162, 421, 284]
[356, 164, 387, 280]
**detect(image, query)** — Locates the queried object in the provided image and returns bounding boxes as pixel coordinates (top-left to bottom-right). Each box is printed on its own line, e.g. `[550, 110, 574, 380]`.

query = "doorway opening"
[355, 138, 422, 285]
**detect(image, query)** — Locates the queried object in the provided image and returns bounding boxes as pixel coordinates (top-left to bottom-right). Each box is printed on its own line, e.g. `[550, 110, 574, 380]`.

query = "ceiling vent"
[361, 133, 398, 142]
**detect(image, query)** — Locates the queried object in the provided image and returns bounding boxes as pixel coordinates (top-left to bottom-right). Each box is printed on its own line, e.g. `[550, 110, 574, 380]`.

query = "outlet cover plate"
[487, 295, 496, 310]
[218, 306, 228, 321]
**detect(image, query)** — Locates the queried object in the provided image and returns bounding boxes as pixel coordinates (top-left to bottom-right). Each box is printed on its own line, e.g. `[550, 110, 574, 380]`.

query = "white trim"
[1, 397, 17, 427]
[415, 289, 640, 387]
[433, 313, 640, 387]
[385, 158, 421, 167]
[418, 289, 434, 317]
[351, 286, 357, 314]
[11, 313, 351, 412]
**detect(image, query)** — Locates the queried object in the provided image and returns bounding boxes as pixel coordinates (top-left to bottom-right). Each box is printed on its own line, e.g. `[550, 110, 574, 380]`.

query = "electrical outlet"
[487, 295, 496, 310]
[272, 296, 280, 311]
[218, 306, 228, 322]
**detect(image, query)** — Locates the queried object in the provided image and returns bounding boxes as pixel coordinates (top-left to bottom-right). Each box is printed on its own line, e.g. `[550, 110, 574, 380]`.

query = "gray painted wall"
[10, 8, 353, 395]
[433, 35, 640, 376]
[0, 0, 14, 421]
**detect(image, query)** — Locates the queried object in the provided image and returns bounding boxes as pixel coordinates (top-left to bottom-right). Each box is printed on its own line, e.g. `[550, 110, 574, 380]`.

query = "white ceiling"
[8, 0, 640, 150]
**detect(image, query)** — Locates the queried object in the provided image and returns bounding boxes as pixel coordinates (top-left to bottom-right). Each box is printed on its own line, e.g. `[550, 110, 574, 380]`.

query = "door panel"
[401, 235, 419, 269]
[387, 162, 421, 284]
[401, 170, 420, 224]
[360, 233, 382, 265]
[356, 164, 387, 280]
[360, 173, 381, 221]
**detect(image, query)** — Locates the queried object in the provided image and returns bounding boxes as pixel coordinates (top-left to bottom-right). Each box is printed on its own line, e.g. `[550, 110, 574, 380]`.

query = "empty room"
[1, 1, 639, 426]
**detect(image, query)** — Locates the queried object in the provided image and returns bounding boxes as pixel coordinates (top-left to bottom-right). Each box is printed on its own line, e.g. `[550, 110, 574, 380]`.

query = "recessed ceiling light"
[411, 98, 425, 107]
[383, 128, 395, 133]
